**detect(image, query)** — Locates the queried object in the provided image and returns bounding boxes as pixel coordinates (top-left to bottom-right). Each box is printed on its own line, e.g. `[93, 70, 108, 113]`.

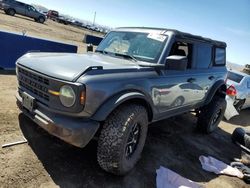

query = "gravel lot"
[0, 10, 249, 188]
[0, 10, 102, 53]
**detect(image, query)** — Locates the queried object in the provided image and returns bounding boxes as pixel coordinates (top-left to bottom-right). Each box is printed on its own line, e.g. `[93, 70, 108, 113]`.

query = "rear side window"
[193, 43, 212, 69]
[227, 71, 244, 83]
[215, 48, 225, 65]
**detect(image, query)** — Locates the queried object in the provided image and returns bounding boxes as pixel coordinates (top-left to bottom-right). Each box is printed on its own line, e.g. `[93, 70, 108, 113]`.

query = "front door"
[152, 40, 214, 117]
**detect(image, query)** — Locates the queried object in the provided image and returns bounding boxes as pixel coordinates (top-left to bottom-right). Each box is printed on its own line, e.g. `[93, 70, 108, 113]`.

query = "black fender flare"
[91, 91, 154, 122]
[204, 80, 227, 105]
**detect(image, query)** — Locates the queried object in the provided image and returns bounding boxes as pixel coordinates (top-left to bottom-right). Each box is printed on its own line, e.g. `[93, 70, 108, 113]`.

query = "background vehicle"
[46, 10, 58, 21]
[57, 16, 70, 25]
[2, 0, 46, 23]
[152, 83, 205, 107]
[16, 27, 227, 175]
[226, 70, 250, 111]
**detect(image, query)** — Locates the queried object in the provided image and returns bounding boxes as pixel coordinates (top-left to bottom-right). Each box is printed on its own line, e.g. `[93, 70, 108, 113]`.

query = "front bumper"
[16, 92, 100, 148]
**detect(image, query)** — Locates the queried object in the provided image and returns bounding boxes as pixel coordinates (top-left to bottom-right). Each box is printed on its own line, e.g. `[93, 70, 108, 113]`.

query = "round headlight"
[59, 85, 76, 107]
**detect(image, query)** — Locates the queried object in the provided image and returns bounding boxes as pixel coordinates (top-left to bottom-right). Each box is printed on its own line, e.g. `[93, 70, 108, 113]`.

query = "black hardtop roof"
[117, 27, 227, 47]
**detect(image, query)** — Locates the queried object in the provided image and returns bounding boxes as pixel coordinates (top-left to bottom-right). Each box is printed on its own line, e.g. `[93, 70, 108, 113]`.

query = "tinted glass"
[227, 71, 244, 83]
[96, 31, 168, 63]
[215, 48, 225, 65]
[179, 83, 192, 89]
[192, 84, 203, 90]
[195, 43, 212, 68]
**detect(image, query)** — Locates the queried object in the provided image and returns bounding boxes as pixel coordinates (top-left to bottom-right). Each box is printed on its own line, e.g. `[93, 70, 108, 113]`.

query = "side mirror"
[165, 55, 188, 71]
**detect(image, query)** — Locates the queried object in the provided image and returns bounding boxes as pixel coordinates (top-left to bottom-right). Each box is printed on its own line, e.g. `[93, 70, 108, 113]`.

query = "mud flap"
[224, 96, 239, 120]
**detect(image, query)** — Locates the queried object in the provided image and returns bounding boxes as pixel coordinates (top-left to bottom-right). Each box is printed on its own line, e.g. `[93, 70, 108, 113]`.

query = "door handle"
[187, 78, 196, 83]
[209, 76, 215, 80]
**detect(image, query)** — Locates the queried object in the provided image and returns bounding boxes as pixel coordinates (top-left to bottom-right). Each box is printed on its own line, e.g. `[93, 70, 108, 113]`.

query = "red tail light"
[226, 85, 237, 96]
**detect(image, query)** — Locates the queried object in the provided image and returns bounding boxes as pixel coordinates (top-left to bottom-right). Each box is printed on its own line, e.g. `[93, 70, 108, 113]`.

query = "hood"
[17, 52, 140, 81]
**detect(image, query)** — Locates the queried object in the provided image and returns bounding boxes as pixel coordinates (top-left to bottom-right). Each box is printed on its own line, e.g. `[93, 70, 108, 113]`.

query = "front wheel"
[37, 16, 45, 24]
[97, 104, 148, 175]
[197, 97, 226, 133]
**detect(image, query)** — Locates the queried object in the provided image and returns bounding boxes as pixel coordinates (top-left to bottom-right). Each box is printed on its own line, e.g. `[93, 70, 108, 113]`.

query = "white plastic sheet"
[224, 96, 239, 120]
[156, 166, 202, 188]
[199, 155, 243, 178]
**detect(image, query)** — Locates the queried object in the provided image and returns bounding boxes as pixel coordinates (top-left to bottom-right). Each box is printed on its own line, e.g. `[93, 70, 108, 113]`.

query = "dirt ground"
[0, 10, 102, 53]
[0, 9, 250, 188]
[0, 75, 249, 188]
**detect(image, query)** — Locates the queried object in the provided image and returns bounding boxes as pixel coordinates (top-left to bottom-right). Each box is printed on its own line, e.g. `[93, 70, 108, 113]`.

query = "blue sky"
[22, 0, 250, 65]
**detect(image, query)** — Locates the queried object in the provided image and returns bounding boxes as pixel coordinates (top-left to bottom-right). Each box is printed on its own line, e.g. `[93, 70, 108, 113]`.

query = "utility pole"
[93, 11, 96, 26]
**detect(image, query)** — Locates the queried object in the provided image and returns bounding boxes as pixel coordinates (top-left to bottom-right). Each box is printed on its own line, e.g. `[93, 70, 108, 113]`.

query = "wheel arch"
[204, 80, 227, 105]
[91, 91, 154, 122]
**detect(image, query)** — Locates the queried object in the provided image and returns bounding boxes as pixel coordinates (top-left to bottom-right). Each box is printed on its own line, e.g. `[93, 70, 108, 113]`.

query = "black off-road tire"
[97, 104, 148, 175]
[197, 97, 226, 133]
[232, 128, 250, 149]
[7, 9, 15, 16]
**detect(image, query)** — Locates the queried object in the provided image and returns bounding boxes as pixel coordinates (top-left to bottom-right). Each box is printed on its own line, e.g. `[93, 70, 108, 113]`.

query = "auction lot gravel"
[0, 10, 249, 188]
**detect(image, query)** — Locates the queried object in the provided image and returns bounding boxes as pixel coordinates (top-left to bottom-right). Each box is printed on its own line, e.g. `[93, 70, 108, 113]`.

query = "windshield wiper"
[113, 52, 137, 62]
[95, 49, 108, 54]
[95, 50, 137, 62]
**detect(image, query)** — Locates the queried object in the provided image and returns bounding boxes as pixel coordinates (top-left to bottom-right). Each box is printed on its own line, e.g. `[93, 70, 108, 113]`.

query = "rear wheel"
[197, 97, 226, 133]
[171, 96, 184, 107]
[7, 9, 15, 16]
[97, 104, 148, 175]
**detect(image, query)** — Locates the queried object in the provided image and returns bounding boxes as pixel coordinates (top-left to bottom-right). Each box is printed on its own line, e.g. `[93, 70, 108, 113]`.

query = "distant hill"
[32, 4, 112, 31]
[32, 4, 48, 13]
[226, 61, 244, 71]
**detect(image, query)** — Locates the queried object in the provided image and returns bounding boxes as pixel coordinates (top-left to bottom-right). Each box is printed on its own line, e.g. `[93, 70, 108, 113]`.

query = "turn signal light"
[80, 91, 85, 105]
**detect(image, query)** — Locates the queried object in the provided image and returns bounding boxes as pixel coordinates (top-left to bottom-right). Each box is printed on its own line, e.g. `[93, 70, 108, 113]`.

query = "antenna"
[93, 11, 96, 26]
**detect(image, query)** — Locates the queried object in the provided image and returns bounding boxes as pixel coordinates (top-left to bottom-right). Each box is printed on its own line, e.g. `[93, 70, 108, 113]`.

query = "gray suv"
[2, 0, 46, 23]
[16, 27, 227, 175]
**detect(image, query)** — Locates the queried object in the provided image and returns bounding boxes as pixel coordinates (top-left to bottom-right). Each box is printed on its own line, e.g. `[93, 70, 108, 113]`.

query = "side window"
[169, 41, 193, 69]
[27, 5, 35, 11]
[193, 43, 212, 69]
[192, 84, 203, 90]
[179, 83, 192, 89]
[214, 48, 225, 65]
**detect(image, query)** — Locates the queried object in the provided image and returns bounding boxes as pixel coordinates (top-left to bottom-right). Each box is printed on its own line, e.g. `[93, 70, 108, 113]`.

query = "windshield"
[96, 31, 168, 63]
[227, 71, 244, 83]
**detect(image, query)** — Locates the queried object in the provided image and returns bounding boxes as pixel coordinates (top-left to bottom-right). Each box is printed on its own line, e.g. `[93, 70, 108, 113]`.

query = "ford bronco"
[16, 27, 227, 175]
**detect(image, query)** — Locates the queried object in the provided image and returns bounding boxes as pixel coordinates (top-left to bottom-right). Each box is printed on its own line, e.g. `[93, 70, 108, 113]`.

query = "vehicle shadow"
[224, 108, 250, 127]
[19, 113, 242, 188]
[0, 70, 16, 75]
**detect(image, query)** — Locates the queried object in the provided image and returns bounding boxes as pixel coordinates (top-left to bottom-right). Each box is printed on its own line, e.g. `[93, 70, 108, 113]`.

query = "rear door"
[189, 42, 215, 102]
[14, 1, 26, 15]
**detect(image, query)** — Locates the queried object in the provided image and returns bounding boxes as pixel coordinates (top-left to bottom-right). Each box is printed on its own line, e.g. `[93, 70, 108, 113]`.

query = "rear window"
[227, 71, 244, 83]
[215, 48, 225, 65]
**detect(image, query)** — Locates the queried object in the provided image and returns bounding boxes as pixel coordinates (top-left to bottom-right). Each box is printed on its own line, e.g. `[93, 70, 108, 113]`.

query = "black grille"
[18, 67, 50, 102]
